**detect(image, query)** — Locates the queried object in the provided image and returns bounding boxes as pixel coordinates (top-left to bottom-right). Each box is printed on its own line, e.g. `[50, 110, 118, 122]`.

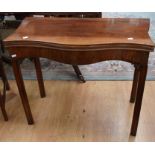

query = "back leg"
[72, 65, 86, 83]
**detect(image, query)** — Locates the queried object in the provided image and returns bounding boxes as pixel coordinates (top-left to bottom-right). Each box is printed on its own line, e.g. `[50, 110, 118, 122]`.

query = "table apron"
[8, 47, 149, 65]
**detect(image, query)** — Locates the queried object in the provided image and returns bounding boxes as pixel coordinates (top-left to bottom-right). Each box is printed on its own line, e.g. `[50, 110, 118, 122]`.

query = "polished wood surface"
[3, 17, 155, 136]
[1, 80, 155, 141]
[5, 18, 154, 49]
[1, 13, 101, 82]
[4, 18, 154, 65]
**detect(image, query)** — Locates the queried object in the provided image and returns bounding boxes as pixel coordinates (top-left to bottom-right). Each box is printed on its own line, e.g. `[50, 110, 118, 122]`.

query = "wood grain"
[4, 18, 154, 66]
[0, 80, 155, 141]
[4, 17, 154, 50]
[3, 17, 155, 136]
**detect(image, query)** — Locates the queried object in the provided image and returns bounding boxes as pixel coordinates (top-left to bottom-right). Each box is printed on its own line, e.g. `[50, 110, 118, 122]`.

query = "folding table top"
[4, 17, 155, 51]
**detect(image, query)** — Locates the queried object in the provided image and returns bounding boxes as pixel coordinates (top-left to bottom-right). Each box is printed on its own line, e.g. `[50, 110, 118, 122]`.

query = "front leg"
[130, 64, 140, 103]
[12, 57, 34, 124]
[130, 65, 147, 136]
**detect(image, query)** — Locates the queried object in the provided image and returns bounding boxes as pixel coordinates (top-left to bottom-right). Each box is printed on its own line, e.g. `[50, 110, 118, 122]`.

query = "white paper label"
[22, 36, 29, 39]
[127, 37, 134, 40]
[11, 54, 17, 58]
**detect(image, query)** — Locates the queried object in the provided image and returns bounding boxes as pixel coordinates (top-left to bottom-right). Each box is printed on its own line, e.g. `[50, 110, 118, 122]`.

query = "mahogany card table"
[4, 17, 155, 136]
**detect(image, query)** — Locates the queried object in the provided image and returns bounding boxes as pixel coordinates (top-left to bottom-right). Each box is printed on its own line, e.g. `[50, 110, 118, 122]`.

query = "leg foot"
[0, 105, 8, 121]
[0, 92, 8, 121]
[72, 65, 86, 83]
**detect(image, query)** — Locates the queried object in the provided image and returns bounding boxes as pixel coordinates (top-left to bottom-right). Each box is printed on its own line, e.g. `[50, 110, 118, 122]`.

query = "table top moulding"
[4, 17, 155, 52]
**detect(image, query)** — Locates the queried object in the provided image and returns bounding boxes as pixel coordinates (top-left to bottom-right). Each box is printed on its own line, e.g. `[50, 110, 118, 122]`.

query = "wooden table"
[4, 17, 155, 136]
[1, 12, 101, 82]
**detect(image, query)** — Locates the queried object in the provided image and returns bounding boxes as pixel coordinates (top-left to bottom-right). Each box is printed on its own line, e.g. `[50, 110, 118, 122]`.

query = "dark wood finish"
[5, 18, 153, 51]
[130, 65, 140, 103]
[0, 58, 9, 121]
[72, 65, 84, 82]
[0, 12, 102, 82]
[4, 17, 154, 136]
[0, 43, 10, 90]
[11, 58, 34, 124]
[33, 58, 46, 98]
[0, 98, 8, 121]
[72, 65, 85, 83]
[0, 38, 12, 65]
[0, 95, 8, 121]
[130, 65, 148, 136]
[0, 12, 102, 21]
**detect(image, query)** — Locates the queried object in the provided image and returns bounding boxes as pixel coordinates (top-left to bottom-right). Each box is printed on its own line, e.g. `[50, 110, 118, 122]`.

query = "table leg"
[0, 105, 8, 121]
[130, 65, 140, 103]
[12, 58, 34, 124]
[0, 93, 8, 121]
[0, 58, 10, 91]
[72, 65, 86, 83]
[4, 75, 10, 91]
[33, 58, 46, 98]
[130, 65, 147, 136]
